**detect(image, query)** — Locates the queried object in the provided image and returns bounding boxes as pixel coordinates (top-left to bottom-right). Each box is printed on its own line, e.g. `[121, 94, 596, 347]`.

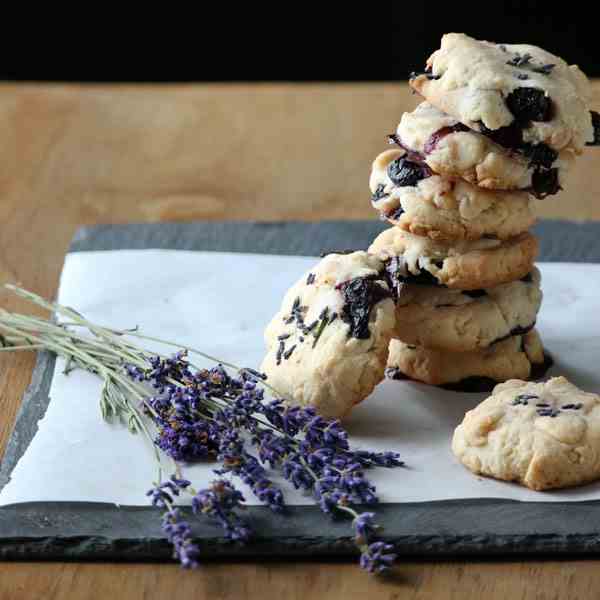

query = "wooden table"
[1, 82, 599, 599]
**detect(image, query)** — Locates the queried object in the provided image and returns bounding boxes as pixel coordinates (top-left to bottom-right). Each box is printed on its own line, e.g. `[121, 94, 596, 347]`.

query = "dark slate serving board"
[2, 219, 600, 563]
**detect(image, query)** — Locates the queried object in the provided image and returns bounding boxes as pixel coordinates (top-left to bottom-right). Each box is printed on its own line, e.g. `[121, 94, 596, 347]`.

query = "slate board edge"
[2, 219, 600, 562]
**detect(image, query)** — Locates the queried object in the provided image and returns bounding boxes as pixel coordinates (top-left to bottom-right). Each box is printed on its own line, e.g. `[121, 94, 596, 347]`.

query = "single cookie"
[261, 251, 396, 418]
[386, 329, 546, 387]
[370, 148, 536, 240]
[410, 33, 594, 154]
[392, 102, 573, 197]
[452, 376, 600, 491]
[368, 227, 538, 290]
[394, 268, 542, 352]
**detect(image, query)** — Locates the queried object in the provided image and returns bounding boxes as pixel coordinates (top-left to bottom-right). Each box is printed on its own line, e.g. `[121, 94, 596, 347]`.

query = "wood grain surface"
[1, 82, 600, 600]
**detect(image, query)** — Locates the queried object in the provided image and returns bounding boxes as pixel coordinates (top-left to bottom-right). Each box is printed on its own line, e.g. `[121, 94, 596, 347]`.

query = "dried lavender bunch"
[0, 285, 403, 574]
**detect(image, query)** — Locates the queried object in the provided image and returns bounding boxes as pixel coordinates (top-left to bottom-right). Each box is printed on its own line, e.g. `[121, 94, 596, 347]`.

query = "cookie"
[409, 33, 594, 155]
[392, 102, 573, 197]
[394, 268, 542, 352]
[368, 226, 538, 290]
[370, 148, 536, 240]
[261, 251, 396, 418]
[452, 376, 600, 491]
[386, 329, 546, 387]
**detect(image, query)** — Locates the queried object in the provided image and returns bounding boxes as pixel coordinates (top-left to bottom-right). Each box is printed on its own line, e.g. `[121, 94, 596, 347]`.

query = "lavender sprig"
[0, 285, 402, 574]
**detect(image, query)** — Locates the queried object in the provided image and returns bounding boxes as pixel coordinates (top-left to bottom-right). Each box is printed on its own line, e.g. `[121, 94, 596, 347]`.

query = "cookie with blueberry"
[261, 252, 396, 418]
[368, 226, 538, 291]
[370, 148, 536, 240]
[452, 376, 600, 490]
[392, 102, 573, 197]
[386, 329, 547, 390]
[394, 268, 542, 352]
[410, 33, 595, 155]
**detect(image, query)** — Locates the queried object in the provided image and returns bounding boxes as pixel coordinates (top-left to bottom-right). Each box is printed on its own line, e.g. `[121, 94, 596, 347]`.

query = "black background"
[3, 5, 597, 81]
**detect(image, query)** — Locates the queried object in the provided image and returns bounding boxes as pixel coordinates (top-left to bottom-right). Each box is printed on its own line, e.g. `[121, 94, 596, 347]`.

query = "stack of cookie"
[260, 34, 599, 419]
[368, 33, 599, 390]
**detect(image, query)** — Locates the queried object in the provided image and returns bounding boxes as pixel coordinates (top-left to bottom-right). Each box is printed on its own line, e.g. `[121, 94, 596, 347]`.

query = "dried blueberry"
[520, 142, 558, 169]
[338, 276, 391, 339]
[531, 167, 560, 199]
[587, 111, 600, 146]
[506, 87, 552, 122]
[424, 124, 469, 154]
[387, 157, 431, 187]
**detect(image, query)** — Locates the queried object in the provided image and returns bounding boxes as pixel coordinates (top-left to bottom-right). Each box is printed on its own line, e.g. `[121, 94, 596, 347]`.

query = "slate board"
[2, 219, 600, 563]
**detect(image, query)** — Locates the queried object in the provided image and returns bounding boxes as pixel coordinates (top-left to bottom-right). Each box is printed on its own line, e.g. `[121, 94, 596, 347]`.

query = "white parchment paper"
[1, 250, 600, 507]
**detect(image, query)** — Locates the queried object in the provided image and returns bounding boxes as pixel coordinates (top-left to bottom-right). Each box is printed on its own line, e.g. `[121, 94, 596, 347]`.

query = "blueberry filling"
[476, 121, 560, 198]
[385, 256, 444, 289]
[506, 87, 552, 123]
[520, 272, 533, 283]
[337, 276, 391, 339]
[491, 322, 536, 346]
[385, 206, 405, 221]
[387, 157, 432, 187]
[371, 183, 387, 202]
[462, 289, 487, 299]
[587, 111, 600, 146]
[424, 123, 470, 154]
[531, 168, 560, 198]
[520, 143, 558, 169]
[479, 121, 524, 149]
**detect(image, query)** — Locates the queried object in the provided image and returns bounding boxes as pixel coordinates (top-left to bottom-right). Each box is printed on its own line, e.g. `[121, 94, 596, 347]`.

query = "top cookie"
[452, 377, 600, 490]
[260, 252, 396, 418]
[410, 33, 595, 154]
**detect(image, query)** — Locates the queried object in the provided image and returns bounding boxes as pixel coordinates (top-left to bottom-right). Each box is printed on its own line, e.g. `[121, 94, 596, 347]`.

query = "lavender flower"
[192, 480, 251, 542]
[359, 541, 397, 574]
[352, 512, 380, 546]
[133, 351, 402, 573]
[161, 508, 200, 568]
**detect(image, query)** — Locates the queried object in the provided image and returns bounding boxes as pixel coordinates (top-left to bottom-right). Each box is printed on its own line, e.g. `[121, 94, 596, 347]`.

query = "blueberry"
[387, 157, 430, 187]
[478, 121, 523, 149]
[531, 168, 560, 198]
[338, 276, 391, 339]
[586, 111, 600, 146]
[506, 87, 552, 122]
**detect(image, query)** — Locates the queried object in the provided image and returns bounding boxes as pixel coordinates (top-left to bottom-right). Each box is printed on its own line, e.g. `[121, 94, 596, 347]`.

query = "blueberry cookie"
[392, 102, 573, 197]
[394, 268, 542, 352]
[261, 252, 396, 418]
[368, 227, 538, 290]
[370, 148, 536, 240]
[410, 33, 596, 155]
[452, 376, 600, 490]
[386, 329, 547, 389]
